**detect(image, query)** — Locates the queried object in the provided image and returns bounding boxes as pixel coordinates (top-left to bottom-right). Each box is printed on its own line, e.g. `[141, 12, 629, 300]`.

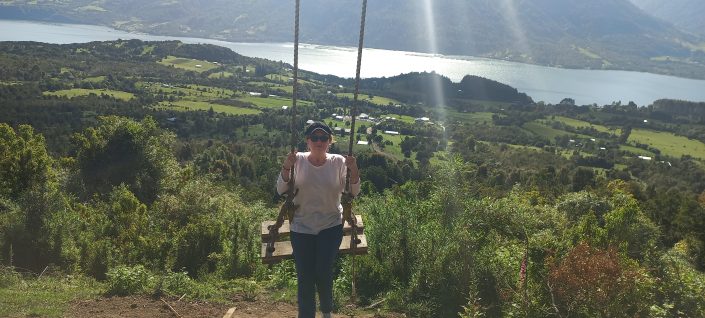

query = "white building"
[384, 131, 400, 135]
[357, 140, 369, 145]
[638, 156, 652, 161]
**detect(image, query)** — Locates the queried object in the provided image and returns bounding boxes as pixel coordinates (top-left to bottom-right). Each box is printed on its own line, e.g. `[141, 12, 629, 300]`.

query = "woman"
[277, 121, 361, 318]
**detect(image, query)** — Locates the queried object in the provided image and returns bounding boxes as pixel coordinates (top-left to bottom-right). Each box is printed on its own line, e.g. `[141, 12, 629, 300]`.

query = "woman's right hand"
[282, 150, 297, 171]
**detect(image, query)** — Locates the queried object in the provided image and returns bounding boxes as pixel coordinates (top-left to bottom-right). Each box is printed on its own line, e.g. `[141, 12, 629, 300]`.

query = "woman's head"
[305, 122, 333, 153]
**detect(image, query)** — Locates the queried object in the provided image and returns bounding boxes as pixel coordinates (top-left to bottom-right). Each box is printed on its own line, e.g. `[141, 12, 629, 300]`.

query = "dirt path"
[68, 295, 402, 318]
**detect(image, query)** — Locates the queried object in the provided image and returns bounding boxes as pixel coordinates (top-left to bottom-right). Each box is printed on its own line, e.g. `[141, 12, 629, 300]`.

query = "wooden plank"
[261, 234, 368, 264]
[261, 215, 364, 241]
[222, 307, 236, 318]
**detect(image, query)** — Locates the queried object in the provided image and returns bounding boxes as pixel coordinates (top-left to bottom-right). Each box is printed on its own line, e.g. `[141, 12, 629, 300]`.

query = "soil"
[68, 295, 404, 318]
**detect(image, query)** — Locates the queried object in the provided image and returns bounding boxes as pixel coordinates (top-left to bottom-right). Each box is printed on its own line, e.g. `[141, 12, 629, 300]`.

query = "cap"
[304, 121, 333, 136]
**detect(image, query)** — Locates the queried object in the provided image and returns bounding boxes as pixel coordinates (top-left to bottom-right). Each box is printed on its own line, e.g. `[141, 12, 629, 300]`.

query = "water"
[2, 19, 705, 106]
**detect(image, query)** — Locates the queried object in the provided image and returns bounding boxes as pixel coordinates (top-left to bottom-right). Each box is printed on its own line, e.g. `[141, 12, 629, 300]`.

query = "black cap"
[304, 121, 332, 136]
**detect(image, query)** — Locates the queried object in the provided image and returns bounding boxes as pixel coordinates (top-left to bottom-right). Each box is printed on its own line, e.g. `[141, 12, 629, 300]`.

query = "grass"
[237, 95, 312, 109]
[575, 46, 601, 59]
[157, 101, 261, 116]
[523, 121, 577, 140]
[620, 144, 655, 157]
[158, 56, 218, 73]
[76, 5, 107, 12]
[83, 76, 105, 83]
[549, 116, 618, 134]
[335, 93, 400, 106]
[379, 114, 417, 124]
[445, 111, 495, 125]
[628, 128, 705, 160]
[43, 89, 135, 101]
[137, 82, 235, 100]
[208, 71, 234, 79]
[265, 74, 313, 85]
[0, 81, 24, 86]
[247, 81, 293, 94]
[0, 269, 103, 317]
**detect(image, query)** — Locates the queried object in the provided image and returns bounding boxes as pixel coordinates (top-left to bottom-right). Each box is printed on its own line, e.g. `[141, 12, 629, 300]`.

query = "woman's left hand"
[344, 155, 358, 171]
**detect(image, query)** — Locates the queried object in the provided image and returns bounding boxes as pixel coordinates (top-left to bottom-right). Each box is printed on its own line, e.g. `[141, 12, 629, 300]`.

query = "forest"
[1, 40, 705, 317]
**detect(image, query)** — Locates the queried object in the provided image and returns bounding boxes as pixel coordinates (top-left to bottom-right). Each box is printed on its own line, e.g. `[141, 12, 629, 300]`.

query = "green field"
[247, 81, 293, 94]
[83, 76, 105, 83]
[158, 56, 218, 73]
[628, 128, 705, 160]
[523, 121, 578, 140]
[336, 93, 400, 106]
[264, 74, 313, 85]
[43, 89, 135, 101]
[549, 116, 618, 134]
[445, 111, 495, 125]
[619, 144, 655, 157]
[237, 95, 312, 109]
[138, 82, 235, 100]
[380, 114, 416, 124]
[157, 101, 261, 115]
[208, 71, 234, 79]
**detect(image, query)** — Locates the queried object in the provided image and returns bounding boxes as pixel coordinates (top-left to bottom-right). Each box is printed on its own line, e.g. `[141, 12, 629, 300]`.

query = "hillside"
[2, 0, 705, 79]
[630, 0, 705, 37]
[2, 40, 705, 317]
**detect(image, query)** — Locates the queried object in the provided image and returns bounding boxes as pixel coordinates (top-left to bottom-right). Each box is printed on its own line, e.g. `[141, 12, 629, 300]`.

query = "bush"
[160, 270, 194, 297]
[106, 265, 154, 296]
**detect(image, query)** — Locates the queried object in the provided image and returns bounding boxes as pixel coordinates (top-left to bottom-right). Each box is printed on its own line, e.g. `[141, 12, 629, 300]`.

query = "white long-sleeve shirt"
[276, 152, 361, 235]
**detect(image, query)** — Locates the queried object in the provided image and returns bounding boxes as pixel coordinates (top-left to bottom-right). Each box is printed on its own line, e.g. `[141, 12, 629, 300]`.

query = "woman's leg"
[315, 224, 343, 314]
[291, 231, 317, 318]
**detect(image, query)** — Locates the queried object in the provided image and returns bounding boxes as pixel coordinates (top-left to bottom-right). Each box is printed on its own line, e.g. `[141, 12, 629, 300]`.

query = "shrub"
[106, 265, 154, 296]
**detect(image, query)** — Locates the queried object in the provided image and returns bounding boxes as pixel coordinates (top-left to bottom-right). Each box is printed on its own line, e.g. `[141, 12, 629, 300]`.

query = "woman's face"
[307, 130, 331, 153]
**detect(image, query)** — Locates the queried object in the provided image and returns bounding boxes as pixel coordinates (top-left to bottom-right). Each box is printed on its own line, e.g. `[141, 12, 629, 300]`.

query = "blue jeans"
[290, 224, 343, 318]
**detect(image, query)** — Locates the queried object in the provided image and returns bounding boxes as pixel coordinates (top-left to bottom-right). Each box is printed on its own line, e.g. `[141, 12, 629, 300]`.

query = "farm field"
[137, 82, 235, 100]
[523, 121, 587, 140]
[158, 56, 218, 73]
[43, 88, 135, 101]
[237, 95, 311, 109]
[444, 111, 495, 124]
[335, 93, 400, 106]
[628, 128, 705, 160]
[547, 116, 618, 134]
[157, 100, 261, 115]
[620, 144, 655, 157]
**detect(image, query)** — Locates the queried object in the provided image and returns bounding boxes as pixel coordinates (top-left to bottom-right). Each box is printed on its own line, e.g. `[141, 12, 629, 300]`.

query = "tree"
[0, 124, 54, 200]
[72, 116, 178, 204]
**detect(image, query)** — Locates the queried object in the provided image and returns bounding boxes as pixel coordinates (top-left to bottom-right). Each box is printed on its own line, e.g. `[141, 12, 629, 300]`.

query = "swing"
[260, 0, 370, 265]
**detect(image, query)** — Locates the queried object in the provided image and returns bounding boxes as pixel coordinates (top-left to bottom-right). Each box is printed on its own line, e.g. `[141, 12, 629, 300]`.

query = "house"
[359, 113, 369, 119]
[306, 119, 315, 125]
[249, 92, 262, 96]
[282, 105, 289, 110]
[384, 131, 400, 135]
[357, 140, 369, 145]
[638, 156, 652, 161]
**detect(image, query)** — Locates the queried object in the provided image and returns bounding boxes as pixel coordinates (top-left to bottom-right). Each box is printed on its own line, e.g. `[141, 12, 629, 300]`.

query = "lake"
[2, 19, 705, 106]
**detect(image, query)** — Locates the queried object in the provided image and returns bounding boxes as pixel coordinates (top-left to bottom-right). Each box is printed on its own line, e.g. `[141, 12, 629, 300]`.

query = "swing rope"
[342, 0, 368, 306]
[265, 0, 301, 256]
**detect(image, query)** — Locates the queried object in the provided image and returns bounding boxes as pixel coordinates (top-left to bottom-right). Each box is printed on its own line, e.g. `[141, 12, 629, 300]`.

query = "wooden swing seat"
[260, 215, 368, 264]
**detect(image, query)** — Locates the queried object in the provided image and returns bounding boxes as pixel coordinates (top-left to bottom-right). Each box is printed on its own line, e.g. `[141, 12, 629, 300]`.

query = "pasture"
[43, 89, 135, 101]
[138, 82, 235, 100]
[157, 101, 261, 116]
[549, 116, 618, 134]
[158, 56, 218, 73]
[628, 128, 705, 160]
[335, 93, 400, 106]
[237, 95, 312, 109]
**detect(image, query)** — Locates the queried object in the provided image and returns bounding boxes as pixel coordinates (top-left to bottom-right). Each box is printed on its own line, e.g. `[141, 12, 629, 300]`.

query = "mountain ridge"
[2, 0, 705, 78]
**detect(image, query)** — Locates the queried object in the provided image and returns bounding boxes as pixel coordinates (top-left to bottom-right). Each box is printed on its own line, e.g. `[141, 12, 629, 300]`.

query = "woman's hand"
[281, 150, 297, 181]
[344, 155, 360, 184]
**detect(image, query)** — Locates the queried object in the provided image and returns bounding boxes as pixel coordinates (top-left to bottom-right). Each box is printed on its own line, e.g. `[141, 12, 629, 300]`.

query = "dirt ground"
[68, 295, 404, 318]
